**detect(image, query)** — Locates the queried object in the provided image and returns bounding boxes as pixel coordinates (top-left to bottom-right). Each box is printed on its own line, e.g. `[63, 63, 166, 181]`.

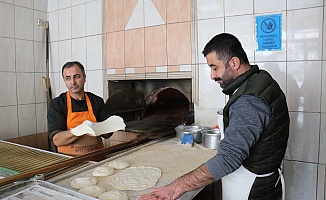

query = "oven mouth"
[105, 86, 193, 134]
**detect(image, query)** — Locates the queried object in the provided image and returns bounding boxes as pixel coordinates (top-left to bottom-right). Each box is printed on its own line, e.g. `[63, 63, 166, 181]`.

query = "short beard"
[219, 64, 234, 89]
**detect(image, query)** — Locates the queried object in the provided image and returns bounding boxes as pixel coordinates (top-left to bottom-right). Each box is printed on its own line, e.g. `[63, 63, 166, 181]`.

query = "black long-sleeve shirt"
[47, 92, 109, 140]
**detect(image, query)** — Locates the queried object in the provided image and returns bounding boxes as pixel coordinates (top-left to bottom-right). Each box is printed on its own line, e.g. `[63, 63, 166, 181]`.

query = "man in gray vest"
[138, 33, 289, 200]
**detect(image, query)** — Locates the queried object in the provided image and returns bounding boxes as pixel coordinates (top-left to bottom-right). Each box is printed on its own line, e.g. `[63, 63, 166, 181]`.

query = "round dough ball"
[93, 166, 115, 177]
[70, 177, 97, 190]
[98, 190, 128, 200]
[108, 160, 130, 169]
[79, 185, 106, 198]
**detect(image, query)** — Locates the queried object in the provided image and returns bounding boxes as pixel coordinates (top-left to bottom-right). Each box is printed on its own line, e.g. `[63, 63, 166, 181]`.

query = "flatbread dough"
[98, 190, 128, 200]
[84, 115, 126, 136]
[79, 185, 106, 198]
[110, 166, 161, 191]
[70, 177, 97, 189]
[70, 123, 95, 136]
[93, 166, 115, 177]
[70, 115, 126, 137]
[108, 160, 130, 169]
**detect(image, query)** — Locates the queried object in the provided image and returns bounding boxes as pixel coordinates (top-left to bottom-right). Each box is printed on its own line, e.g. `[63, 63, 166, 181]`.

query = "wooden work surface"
[52, 137, 218, 200]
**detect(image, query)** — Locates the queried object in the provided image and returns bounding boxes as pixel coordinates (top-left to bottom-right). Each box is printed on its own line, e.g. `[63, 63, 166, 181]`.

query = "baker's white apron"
[221, 165, 285, 200]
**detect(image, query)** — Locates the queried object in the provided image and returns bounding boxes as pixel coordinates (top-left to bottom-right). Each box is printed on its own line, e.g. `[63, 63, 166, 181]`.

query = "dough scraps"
[79, 185, 106, 198]
[93, 166, 115, 177]
[108, 160, 130, 170]
[98, 190, 128, 200]
[110, 166, 161, 191]
[70, 177, 97, 190]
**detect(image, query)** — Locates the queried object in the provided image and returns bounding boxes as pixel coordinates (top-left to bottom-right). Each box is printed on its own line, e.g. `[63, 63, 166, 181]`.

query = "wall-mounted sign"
[256, 14, 282, 51]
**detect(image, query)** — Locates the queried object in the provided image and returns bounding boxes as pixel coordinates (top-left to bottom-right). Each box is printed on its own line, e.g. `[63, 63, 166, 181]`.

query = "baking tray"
[0, 179, 96, 200]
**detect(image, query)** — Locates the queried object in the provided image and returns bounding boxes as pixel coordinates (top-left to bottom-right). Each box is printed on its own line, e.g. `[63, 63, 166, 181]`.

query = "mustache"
[214, 77, 222, 82]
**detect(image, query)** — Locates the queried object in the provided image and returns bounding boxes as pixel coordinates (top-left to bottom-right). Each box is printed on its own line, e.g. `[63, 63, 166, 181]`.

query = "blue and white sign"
[256, 14, 282, 51]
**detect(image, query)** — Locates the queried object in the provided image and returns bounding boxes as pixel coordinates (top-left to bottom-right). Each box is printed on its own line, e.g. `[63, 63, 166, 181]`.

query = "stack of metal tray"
[0, 179, 96, 200]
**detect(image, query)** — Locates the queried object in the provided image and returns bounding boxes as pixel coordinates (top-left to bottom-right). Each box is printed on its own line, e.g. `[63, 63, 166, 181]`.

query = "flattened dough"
[110, 166, 161, 191]
[70, 123, 95, 136]
[93, 166, 115, 177]
[108, 160, 130, 169]
[84, 115, 126, 136]
[71, 115, 126, 137]
[98, 190, 128, 200]
[79, 185, 106, 198]
[70, 177, 97, 189]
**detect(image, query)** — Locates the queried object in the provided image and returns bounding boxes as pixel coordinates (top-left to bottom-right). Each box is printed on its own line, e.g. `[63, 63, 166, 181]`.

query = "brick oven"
[105, 78, 193, 142]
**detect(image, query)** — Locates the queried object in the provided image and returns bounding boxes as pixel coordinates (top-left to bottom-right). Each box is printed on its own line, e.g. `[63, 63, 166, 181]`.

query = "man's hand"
[137, 183, 183, 200]
[53, 130, 79, 146]
[137, 164, 215, 200]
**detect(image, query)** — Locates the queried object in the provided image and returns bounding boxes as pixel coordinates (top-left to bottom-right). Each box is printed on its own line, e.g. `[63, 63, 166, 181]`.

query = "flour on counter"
[55, 138, 217, 200]
[98, 190, 128, 200]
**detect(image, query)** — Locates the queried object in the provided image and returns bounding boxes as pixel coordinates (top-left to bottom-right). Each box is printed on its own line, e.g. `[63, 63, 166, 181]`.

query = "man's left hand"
[137, 184, 182, 200]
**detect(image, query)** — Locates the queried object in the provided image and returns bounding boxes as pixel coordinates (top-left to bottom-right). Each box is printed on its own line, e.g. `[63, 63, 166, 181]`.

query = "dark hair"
[202, 33, 250, 66]
[61, 61, 85, 77]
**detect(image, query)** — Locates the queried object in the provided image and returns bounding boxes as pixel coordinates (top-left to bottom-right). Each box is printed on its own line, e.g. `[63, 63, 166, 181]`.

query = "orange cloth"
[57, 92, 104, 156]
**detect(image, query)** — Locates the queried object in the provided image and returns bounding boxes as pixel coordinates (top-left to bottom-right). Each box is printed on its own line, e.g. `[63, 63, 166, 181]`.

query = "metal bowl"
[201, 129, 221, 149]
[175, 125, 206, 143]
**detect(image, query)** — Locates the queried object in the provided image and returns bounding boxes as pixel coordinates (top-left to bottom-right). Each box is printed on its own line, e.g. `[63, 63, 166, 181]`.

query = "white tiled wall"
[195, 0, 326, 199]
[0, 3, 14, 38]
[225, 0, 253, 16]
[287, 7, 323, 61]
[48, 0, 105, 99]
[322, 61, 326, 113]
[287, 61, 322, 112]
[86, 0, 102, 35]
[254, 0, 286, 13]
[320, 114, 326, 164]
[197, 18, 224, 64]
[15, 6, 34, 40]
[225, 14, 255, 62]
[284, 160, 318, 200]
[0, 0, 47, 139]
[72, 4, 87, 38]
[0, 37, 15, 71]
[0, 0, 105, 140]
[72, 37, 87, 66]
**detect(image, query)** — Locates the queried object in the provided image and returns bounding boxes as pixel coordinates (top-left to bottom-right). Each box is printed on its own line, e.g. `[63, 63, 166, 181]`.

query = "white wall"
[47, 0, 107, 100]
[194, 0, 326, 199]
[0, 0, 106, 140]
[0, 0, 47, 139]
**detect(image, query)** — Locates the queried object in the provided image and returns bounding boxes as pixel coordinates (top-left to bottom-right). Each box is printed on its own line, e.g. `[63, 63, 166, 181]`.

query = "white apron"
[221, 165, 285, 200]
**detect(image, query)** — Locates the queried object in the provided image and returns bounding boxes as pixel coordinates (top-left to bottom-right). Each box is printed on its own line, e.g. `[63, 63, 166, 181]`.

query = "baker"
[138, 33, 289, 200]
[47, 61, 113, 157]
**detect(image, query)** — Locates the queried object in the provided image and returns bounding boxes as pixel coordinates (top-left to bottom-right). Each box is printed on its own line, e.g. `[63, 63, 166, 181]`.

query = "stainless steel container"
[175, 125, 205, 143]
[201, 129, 221, 149]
